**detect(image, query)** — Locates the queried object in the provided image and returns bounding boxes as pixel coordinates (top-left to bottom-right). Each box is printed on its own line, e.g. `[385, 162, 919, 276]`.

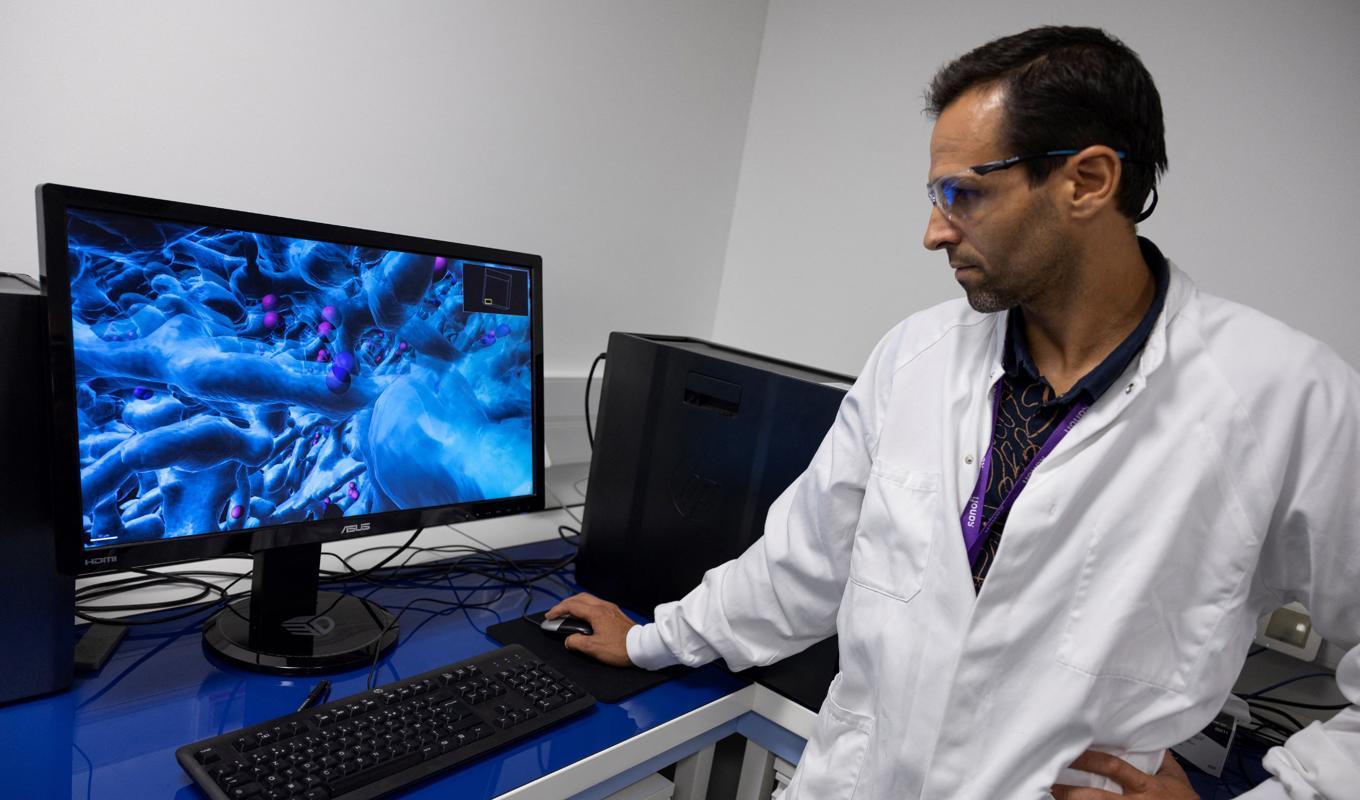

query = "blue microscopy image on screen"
[65, 208, 533, 547]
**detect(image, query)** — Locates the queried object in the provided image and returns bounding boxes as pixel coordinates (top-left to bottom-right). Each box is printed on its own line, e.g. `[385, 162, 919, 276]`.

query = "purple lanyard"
[960, 381, 1090, 563]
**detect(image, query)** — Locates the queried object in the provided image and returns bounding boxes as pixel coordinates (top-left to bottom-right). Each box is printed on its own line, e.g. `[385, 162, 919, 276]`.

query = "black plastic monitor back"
[577, 332, 851, 709]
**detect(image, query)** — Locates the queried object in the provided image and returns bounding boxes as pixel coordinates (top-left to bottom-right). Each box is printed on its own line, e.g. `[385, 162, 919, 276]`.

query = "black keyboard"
[177, 644, 596, 800]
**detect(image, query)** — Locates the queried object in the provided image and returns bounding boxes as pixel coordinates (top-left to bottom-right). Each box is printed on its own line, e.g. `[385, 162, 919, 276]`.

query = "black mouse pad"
[486, 613, 687, 703]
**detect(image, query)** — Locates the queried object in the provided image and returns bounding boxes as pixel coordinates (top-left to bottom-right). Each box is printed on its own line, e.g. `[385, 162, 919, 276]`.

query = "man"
[550, 26, 1360, 799]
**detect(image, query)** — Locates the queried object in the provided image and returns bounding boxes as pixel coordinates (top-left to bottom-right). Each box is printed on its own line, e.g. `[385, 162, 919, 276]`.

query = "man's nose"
[923, 205, 961, 251]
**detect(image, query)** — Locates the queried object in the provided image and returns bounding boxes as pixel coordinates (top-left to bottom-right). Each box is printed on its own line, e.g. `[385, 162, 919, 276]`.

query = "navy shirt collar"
[1002, 237, 1170, 406]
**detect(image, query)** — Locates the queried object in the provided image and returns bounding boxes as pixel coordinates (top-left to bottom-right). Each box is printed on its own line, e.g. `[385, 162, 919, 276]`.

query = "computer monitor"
[37, 184, 544, 673]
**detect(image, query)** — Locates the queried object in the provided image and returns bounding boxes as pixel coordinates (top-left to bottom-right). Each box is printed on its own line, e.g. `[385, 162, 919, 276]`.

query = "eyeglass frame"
[926, 148, 1158, 223]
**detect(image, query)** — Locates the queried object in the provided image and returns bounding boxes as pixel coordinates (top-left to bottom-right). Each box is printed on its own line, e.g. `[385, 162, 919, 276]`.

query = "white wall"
[714, 0, 1360, 376]
[5, 0, 1358, 439]
[0, 0, 769, 376]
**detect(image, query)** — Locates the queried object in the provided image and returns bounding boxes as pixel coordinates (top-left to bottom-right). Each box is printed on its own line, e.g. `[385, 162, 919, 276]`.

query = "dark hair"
[926, 26, 1167, 221]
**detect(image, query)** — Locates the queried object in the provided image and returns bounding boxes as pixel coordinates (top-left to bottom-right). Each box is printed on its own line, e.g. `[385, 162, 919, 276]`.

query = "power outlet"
[1254, 602, 1322, 662]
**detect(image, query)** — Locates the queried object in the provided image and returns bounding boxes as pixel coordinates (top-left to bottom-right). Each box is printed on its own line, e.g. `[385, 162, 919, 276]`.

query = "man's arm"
[551, 322, 905, 672]
[1238, 350, 1360, 799]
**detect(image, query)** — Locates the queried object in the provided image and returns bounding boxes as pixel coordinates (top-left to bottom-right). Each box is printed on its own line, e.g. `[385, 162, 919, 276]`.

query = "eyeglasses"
[927, 148, 1156, 223]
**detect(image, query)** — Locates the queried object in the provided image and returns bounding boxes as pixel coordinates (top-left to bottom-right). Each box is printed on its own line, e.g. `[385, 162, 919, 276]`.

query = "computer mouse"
[539, 615, 593, 639]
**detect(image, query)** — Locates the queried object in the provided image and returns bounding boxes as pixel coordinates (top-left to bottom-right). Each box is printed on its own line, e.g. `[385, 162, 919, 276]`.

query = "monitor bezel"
[37, 183, 545, 576]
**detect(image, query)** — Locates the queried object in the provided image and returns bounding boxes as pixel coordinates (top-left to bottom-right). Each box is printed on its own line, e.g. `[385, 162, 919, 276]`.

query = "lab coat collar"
[983, 240, 1194, 394]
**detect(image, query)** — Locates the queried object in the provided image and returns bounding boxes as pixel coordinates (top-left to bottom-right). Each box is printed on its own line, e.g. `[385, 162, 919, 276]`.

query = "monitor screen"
[39, 185, 544, 575]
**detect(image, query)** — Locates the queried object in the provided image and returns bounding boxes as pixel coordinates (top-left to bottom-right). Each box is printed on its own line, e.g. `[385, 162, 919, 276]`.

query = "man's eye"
[946, 184, 981, 207]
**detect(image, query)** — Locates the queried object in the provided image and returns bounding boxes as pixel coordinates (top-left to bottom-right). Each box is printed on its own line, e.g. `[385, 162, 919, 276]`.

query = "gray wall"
[714, 0, 1360, 375]
[4, 1, 1357, 390]
[0, 0, 770, 375]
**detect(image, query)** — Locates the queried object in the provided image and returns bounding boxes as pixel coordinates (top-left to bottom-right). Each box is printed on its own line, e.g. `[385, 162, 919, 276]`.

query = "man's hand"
[544, 593, 637, 668]
[1051, 750, 1198, 799]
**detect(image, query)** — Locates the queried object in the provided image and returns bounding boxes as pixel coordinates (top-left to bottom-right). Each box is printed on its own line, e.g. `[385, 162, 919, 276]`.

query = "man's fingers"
[544, 593, 636, 667]
[1068, 750, 1151, 792]
[1156, 751, 1189, 780]
[563, 632, 592, 653]
[546, 592, 600, 620]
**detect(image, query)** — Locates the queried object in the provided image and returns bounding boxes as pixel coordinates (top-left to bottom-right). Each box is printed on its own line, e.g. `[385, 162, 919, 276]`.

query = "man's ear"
[1063, 145, 1122, 221]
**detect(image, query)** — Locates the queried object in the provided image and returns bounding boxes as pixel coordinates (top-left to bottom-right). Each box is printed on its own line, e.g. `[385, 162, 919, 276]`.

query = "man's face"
[923, 87, 1075, 313]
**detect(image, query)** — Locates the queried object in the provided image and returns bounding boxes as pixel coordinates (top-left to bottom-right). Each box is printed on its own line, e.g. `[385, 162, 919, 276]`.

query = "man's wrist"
[625, 622, 682, 670]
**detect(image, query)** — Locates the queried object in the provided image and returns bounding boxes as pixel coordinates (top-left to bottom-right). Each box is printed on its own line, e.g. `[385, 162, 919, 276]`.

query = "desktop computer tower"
[0, 274, 74, 705]
[577, 332, 851, 711]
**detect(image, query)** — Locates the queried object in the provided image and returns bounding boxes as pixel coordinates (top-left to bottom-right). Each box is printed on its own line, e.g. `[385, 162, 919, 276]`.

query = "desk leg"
[672, 743, 715, 800]
[734, 739, 775, 800]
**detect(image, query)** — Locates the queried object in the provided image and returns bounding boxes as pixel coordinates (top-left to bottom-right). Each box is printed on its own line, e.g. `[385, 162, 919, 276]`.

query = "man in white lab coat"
[549, 26, 1360, 800]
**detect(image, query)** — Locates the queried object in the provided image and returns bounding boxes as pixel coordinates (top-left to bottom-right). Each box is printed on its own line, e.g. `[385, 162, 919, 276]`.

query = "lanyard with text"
[960, 381, 1091, 564]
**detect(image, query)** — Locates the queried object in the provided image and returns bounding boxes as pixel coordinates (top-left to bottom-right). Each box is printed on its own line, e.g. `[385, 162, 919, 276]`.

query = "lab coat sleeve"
[624, 323, 903, 672]
[1238, 349, 1360, 800]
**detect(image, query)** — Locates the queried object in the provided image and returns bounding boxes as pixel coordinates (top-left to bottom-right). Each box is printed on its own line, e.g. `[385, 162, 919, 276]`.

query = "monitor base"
[204, 591, 398, 674]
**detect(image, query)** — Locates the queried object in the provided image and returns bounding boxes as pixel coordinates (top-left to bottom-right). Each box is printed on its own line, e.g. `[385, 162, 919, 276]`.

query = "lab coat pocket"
[847, 461, 938, 604]
[1054, 422, 1256, 693]
[787, 674, 874, 799]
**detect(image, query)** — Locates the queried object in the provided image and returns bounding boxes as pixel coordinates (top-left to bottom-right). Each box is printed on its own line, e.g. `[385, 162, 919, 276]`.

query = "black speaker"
[0, 273, 74, 705]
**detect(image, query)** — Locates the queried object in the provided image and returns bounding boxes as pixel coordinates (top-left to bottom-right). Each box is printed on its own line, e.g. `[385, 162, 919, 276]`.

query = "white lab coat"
[626, 263, 1360, 799]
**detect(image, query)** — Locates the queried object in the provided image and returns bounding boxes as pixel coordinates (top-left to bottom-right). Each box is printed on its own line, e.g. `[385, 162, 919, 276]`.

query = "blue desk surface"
[1, 539, 747, 799]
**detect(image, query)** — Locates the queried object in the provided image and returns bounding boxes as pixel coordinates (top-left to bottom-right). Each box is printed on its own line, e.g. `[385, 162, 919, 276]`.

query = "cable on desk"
[545, 484, 584, 525]
[1246, 699, 1306, 732]
[76, 565, 247, 607]
[1240, 671, 1338, 700]
[318, 527, 425, 585]
[1247, 697, 1351, 711]
[585, 351, 606, 449]
[345, 531, 578, 687]
[75, 566, 254, 626]
[74, 523, 578, 693]
[72, 741, 94, 800]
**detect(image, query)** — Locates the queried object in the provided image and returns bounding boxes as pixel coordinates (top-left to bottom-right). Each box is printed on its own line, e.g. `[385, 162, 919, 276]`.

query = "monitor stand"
[203, 542, 398, 673]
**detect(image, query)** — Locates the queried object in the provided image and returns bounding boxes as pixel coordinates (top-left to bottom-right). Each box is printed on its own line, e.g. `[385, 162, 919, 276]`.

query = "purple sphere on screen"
[261, 294, 278, 311]
[433, 257, 447, 277]
[495, 323, 510, 337]
[321, 305, 341, 324]
[132, 386, 153, 400]
[262, 311, 280, 330]
[326, 367, 351, 393]
[334, 351, 357, 375]
[316, 348, 331, 363]
[480, 333, 496, 346]
[398, 341, 408, 353]
[317, 321, 335, 340]
[229, 505, 244, 520]
[348, 488, 360, 501]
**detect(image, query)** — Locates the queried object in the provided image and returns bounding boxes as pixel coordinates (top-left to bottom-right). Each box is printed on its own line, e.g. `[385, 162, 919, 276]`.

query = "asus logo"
[340, 523, 371, 534]
[84, 555, 118, 566]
